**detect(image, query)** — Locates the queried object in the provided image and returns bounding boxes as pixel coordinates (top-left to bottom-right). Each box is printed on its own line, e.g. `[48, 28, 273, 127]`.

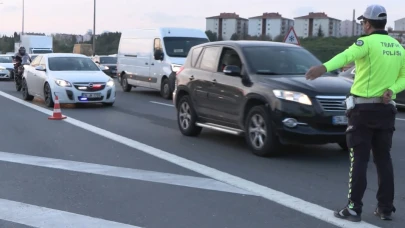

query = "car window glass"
[199, 46, 220, 71]
[154, 38, 162, 52]
[163, 37, 209, 58]
[218, 48, 242, 73]
[191, 47, 203, 67]
[40, 57, 46, 67]
[48, 57, 100, 71]
[31, 56, 42, 66]
[243, 46, 326, 75]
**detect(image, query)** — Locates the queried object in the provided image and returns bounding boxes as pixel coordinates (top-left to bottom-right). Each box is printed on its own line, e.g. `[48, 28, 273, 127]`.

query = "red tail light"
[176, 66, 184, 76]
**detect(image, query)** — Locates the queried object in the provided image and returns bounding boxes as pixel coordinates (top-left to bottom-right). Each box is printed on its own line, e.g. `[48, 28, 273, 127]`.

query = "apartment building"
[206, 13, 248, 40]
[340, 20, 363, 36]
[294, 12, 341, 38]
[248, 13, 294, 39]
[395, 18, 405, 31]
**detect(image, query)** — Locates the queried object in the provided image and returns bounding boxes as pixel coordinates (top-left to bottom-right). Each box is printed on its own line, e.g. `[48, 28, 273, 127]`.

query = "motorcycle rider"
[13, 46, 31, 65]
[12, 47, 31, 91]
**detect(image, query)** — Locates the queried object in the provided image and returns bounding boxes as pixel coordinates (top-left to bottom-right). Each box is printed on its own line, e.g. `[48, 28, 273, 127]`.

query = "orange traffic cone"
[48, 95, 67, 120]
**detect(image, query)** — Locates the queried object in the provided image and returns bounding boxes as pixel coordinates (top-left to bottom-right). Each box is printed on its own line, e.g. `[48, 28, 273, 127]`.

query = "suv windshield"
[243, 46, 333, 75]
[0, 56, 13, 63]
[48, 57, 100, 71]
[163, 37, 209, 57]
[99, 57, 117, 64]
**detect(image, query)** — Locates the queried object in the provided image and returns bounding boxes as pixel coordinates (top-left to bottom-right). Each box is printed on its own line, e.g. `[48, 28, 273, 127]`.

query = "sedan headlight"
[55, 79, 72, 87]
[273, 90, 312, 105]
[171, 64, 182, 72]
[106, 79, 114, 87]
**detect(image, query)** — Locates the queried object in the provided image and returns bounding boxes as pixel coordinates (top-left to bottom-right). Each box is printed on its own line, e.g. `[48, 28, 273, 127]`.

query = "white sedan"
[22, 53, 116, 107]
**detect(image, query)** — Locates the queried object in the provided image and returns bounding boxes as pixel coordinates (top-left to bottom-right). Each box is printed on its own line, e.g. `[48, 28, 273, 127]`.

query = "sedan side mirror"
[223, 65, 241, 76]
[35, 65, 46, 71]
[154, 49, 164, 60]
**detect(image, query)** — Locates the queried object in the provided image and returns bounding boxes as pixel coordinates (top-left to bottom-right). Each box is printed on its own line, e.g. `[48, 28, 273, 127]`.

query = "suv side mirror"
[223, 65, 241, 76]
[35, 65, 46, 71]
[154, 49, 164, 60]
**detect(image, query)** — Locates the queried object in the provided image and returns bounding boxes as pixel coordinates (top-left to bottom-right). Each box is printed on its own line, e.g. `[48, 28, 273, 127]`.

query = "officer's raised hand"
[305, 65, 327, 80]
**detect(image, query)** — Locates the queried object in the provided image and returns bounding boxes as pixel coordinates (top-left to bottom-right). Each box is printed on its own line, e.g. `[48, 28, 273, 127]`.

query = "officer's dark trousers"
[346, 103, 396, 214]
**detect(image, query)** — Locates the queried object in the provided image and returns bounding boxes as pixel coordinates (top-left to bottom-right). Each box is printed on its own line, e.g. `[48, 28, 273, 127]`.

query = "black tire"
[177, 95, 202, 136]
[44, 83, 54, 108]
[103, 102, 114, 107]
[22, 79, 34, 101]
[121, 74, 132, 92]
[338, 141, 349, 151]
[244, 105, 281, 157]
[160, 77, 172, 99]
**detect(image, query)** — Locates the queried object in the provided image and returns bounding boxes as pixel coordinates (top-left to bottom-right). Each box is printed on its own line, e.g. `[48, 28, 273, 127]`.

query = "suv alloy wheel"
[245, 105, 281, 156]
[177, 95, 202, 136]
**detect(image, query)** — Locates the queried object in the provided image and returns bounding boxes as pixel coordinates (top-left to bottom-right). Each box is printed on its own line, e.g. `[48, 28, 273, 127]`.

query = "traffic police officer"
[305, 4, 405, 222]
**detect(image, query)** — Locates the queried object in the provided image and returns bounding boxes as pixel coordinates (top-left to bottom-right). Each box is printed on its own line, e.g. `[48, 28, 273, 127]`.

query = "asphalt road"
[1, 79, 405, 228]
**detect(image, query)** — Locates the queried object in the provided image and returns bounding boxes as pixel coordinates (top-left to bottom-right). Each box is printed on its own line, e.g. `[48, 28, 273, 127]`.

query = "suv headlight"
[55, 79, 72, 87]
[106, 79, 114, 87]
[273, 90, 312, 105]
[171, 64, 182, 72]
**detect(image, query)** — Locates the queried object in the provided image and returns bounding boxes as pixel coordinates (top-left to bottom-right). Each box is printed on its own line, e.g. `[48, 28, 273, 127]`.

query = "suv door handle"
[212, 79, 217, 84]
[145, 62, 148, 65]
[189, 75, 194, 80]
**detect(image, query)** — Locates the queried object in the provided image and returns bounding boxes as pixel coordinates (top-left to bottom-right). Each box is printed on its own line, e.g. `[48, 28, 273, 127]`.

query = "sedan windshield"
[163, 37, 209, 57]
[48, 57, 100, 71]
[99, 57, 117, 64]
[0, 56, 13, 63]
[243, 46, 332, 75]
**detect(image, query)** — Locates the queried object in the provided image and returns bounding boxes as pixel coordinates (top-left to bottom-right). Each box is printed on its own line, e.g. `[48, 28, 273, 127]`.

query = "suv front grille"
[316, 96, 346, 112]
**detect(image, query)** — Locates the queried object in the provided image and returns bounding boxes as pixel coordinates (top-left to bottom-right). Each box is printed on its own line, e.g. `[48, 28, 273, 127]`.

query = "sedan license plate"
[82, 93, 101, 98]
[332, 116, 348, 125]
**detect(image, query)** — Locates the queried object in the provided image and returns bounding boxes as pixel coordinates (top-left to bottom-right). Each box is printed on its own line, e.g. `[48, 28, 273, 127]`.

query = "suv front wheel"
[177, 95, 202, 136]
[245, 105, 281, 157]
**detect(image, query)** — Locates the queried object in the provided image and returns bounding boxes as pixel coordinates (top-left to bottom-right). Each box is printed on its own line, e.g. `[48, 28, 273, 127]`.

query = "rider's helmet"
[18, 46, 26, 56]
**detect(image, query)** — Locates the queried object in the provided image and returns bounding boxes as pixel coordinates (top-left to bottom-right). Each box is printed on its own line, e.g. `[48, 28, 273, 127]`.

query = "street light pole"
[22, 0, 24, 35]
[92, 0, 96, 56]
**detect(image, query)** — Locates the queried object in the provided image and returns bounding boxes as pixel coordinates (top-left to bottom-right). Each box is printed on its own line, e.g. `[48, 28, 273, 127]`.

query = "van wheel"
[121, 75, 132, 92]
[160, 77, 172, 99]
[245, 105, 281, 157]
[177, 95, 202, 136]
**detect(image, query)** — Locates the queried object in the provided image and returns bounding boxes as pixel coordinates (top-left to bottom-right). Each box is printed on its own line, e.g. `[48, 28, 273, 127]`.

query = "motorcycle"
[13, 55, 30, 92]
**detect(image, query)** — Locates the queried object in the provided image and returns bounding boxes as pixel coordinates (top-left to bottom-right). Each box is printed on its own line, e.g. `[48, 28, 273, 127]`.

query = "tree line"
[0, 32, 121, 55]
[0, 30, 360, 62]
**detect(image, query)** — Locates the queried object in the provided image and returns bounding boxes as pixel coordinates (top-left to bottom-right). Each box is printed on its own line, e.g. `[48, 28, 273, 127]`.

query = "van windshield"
[163, 37, 209, 58]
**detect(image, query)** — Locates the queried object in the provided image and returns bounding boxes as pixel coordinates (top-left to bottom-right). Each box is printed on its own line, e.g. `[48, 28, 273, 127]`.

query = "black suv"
[173, 41, 353, 156]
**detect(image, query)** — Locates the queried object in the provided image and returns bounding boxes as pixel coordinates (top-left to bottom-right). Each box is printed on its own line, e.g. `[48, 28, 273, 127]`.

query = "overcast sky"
[0, 0, 401, 35]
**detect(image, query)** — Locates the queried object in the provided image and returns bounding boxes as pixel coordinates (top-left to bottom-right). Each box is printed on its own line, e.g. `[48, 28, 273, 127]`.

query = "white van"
[117, 27, 209, 99]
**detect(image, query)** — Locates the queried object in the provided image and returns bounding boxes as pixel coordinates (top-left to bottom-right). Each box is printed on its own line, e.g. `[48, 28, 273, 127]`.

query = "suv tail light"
[176, 66, 184, 76]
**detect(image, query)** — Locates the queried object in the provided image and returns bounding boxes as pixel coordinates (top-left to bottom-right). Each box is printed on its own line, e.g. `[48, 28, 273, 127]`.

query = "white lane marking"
[0, 91, 380, 228]
[396, 117, 405, 121]
[150, 101, 174, 107]
[0, 198, 140, 228]
[0, 151, 253, 196]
